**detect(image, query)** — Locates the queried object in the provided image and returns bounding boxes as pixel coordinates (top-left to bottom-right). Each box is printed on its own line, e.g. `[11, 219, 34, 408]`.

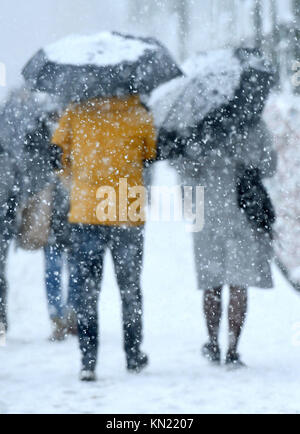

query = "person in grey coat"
[0, 144, 19, 331]
[171, 119, 277, 367]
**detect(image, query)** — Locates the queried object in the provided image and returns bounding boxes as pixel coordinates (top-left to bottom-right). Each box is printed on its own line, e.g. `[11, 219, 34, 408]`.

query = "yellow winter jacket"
[52, 96, 156, 226]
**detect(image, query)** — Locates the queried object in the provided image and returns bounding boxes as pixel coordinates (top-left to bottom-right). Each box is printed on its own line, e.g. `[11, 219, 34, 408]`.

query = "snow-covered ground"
[1, 164, 300, 414]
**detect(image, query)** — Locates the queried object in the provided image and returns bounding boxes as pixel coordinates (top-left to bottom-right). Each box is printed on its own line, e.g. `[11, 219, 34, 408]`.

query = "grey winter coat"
[0, 145, 19, 239]
[173, 121, 277, 289]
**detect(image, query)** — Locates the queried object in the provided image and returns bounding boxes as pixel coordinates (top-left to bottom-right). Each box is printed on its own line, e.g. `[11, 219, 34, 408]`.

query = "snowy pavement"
[1, 164, 300, 414]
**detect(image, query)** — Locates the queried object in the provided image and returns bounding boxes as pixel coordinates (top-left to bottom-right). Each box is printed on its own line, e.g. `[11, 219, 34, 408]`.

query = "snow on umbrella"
[22, 32, 183, 103]
[150, 48, 274, 135]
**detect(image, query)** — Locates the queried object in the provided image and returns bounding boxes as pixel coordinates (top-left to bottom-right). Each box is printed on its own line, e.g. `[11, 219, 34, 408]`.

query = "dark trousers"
[44, 245, 66, 320]
[69, 225, 144, 371]
[44, 244, 77, 320]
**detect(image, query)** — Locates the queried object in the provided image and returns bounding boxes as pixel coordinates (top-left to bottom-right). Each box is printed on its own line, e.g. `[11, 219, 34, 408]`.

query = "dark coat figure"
[0, 144, 20, 330]
[0, 89, 64, 333]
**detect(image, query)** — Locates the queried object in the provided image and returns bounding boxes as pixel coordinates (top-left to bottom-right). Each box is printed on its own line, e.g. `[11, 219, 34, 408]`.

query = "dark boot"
[225, 350, 247, 369]
[80, 369, 97, 382]
[127, 350, 149, 373]
[202, 343, 221, 365]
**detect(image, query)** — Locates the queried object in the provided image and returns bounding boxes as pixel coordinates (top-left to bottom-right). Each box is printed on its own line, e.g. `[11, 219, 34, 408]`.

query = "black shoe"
[80, 370, 97, 382]
[202, 343, 221, 365]
[225, 351, 247, 370]
[127, 351, 149, 373]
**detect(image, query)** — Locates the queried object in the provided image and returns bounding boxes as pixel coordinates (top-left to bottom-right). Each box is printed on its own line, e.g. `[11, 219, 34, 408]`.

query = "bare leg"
[202, 287, 222, 363]
[227, 286, 248, 363]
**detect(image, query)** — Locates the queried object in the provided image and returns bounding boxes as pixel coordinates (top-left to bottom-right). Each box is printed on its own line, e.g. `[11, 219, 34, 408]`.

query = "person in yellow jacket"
[52, 95, 156, 381]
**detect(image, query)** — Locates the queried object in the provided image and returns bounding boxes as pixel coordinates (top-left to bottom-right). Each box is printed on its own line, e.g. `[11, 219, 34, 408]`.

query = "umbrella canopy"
[150, 48, 274, 135]
[22, 32, 183, 103]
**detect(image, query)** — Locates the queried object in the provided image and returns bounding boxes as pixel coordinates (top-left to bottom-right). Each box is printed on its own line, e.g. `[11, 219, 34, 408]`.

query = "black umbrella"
[22, 32, 183, 103]
[151, 48, 275, 136]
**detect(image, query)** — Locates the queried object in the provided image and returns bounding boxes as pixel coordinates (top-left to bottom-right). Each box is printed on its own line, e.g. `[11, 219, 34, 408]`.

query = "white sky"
[0, 0, 129, 100]
[0, 0, 293, 101]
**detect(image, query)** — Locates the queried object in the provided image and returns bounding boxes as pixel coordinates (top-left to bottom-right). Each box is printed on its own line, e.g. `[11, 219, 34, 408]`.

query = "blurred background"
[0, 0, 299, 280]
[0, 2, 300, 414]
[0, 0, 299, 100]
